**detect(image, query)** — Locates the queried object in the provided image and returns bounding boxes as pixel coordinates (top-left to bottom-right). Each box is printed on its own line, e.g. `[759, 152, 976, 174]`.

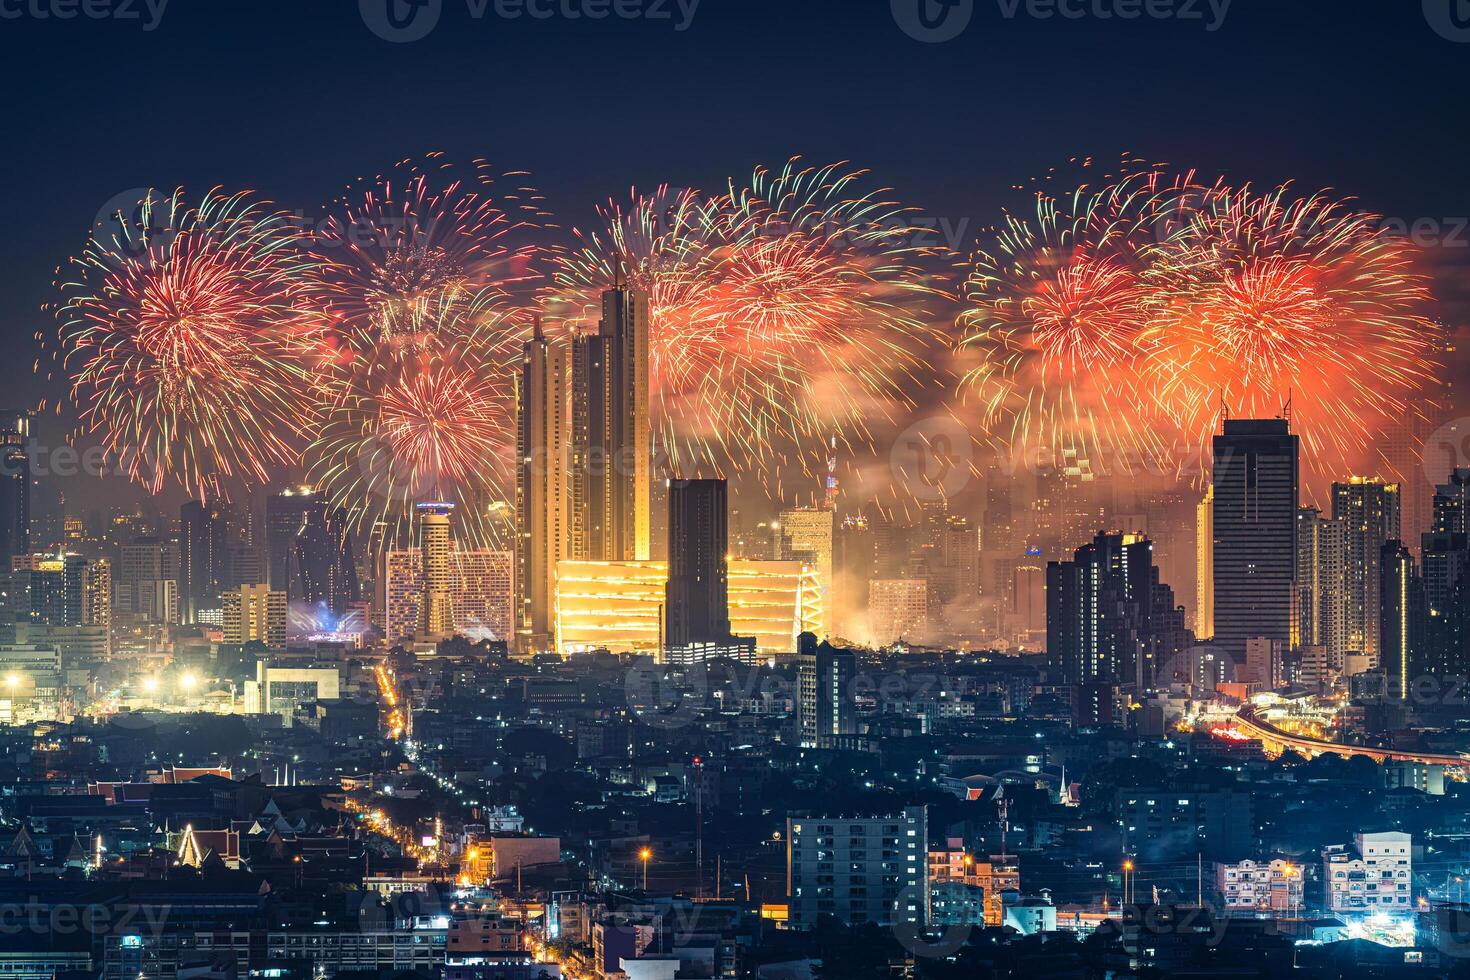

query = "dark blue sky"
[3, 0, 1467, 430]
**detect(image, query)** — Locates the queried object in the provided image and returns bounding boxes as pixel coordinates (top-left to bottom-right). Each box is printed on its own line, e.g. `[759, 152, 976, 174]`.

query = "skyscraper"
[515, 319, 569, 652]
[1195, 485, 1214, 639]
[1332, 478, 1401, 663]
[796, 633, 858, 749]
[266, 489, 358, 612]
[1046, 532, 1180, 687]
[570, 270, 651, 562]
[778, 507, 836, 638]
[1379, 541, 1423, 697]
[665, 479, 732, 650]
[1421, 469, 1469, 676]
[0, 411, 30, 570]
[179, 500, 226, 624]
[417, 501, 455, 636]
[1297, 507, 1347, 667]
[1212, 419, 1300, 661]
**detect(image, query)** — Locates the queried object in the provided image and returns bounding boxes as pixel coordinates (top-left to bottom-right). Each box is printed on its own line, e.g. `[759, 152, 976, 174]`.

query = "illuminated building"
[515, 318, 569, 653]
[868, 578, 929, 646]
[266, 488, 358, 612]
[385, 548, 421, 643]
[1297, 507, 1348, 668]
[1218, 859, 1304, 913]
[570, 271, 651, 562]
[786, 807, 928, 929]
[222, 584, 286, 648]
[1047, 532, 1191, 687]
[450, 549, 515, 642]
[1332, 478, 1401, 664]
[1009, 559, 1046, 650]
[1243, 638, 1284, 689]
[417, 502, 455, 636]
[117, 536, 178, 621]
[179, 499, 226, 625]
[243, 662, 340, 726]
[385, 547, 514, 644]
[796, 636, 857, 748]
[1195, 485, 1214, 638]
[0, 410, 29, 571]
[1379, 541, 1421, 695]
[1212, 419, 1300, 661]
[1323, 832, 1412, 913]
[555, 560, 822, 656]
[778, 507, 834, 637]
[82, 557, 110, 655]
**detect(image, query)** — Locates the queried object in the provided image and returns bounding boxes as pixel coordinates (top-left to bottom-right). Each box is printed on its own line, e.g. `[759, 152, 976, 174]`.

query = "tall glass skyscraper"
[1212, 419, 1300, 661]
[0, 410, 30, 570]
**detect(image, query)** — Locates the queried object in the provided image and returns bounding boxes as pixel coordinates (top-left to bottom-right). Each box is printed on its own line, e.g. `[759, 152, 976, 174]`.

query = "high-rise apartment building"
[265, 488, 358, 612]
[1332, 478, 1400, 663]
[1380, 540, 1422, 696]
[416, 502, 455, 637]
[222, 584, 286, 648]
[796, 635, 858, 749]
[385, 546, 514, 644]
[179, 499, 227, 625]
[1046, 532, 1187, 687]
[1297, 507, 1348, 667]
[786, 807, 928, 929]
[868, 579, 930, 646]
[117, 536, 178, 621]
[1212, 419, 1299, 661]
[515, 319, 569, 653]
[570, 272, 651, 562]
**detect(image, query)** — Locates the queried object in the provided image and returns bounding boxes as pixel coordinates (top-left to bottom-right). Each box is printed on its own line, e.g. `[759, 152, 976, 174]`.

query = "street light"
[1123, 859, 1135, 905]
[639, 848, 652, 891]
[179, 673, 198, 690]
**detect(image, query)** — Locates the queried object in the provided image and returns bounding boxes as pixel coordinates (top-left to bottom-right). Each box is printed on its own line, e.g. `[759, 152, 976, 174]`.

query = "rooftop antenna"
[612, 251, 626, 289]
[1282, 389, 1293, 423]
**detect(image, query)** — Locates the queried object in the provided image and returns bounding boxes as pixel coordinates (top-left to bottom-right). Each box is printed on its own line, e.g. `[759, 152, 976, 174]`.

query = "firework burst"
[1140, 182, 1443, 474]
[554, 160, 946, 495]
[56, 187, 323, 499]
[315, 154, 549, 352]
[957, 170, 1184, 472]
[304, 287, 521, 551]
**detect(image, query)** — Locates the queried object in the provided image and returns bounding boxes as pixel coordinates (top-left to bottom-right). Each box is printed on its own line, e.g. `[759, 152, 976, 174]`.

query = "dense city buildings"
[3, 8, 1469, 972]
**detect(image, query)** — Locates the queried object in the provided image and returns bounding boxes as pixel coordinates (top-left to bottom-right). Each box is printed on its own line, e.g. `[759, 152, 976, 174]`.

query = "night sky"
[2, 0, 1467, 489]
